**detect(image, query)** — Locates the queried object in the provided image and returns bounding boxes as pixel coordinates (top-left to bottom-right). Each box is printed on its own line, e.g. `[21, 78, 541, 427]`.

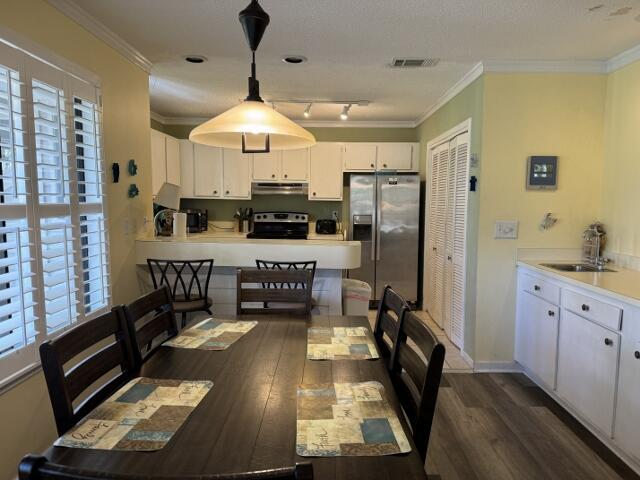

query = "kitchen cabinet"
[343, 143, 377, 171]
[194, 144, 223, 198]
[150, 129, 181, 196]
[222, 149, 251, 199]
[179, 140, 194, 197]
[614, 307, 640, 462]
[308, 142, 343, 201]
[378, 143, 416, 171]
[515, 289, 559, 389]
[557, 309, 620, 436]
[252, 151, 281, 181]
[281, 148, 308, 181]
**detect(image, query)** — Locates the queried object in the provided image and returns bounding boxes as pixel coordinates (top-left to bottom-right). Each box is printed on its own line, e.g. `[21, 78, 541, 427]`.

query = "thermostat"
[527, 156, 558, 190]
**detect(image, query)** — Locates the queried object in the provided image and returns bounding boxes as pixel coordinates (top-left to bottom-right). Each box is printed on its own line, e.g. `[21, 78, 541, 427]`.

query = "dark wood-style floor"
[426, 373, 640, 480]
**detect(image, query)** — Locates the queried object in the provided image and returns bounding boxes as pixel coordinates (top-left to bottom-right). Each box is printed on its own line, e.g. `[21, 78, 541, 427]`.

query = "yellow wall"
[475, 73, 606, 362]
[0, 1, 151, 478]
[602, 60, 640, 257]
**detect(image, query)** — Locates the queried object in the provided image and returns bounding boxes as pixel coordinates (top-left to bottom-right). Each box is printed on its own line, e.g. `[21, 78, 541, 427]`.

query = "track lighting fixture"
[340, 104, 351, 121]
[303, 103, 312, 118]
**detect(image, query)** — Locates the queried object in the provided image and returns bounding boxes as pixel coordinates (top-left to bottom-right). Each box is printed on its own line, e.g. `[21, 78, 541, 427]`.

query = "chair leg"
[181, 312, 187, 328]
[205, 308, 212, 315]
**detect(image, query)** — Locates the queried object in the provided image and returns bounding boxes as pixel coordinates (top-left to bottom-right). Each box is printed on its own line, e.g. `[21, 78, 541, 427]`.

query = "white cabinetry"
[252, 149, 308, 182]
[515, 288, 559, 389]
[309, 143, 343, 201]
[343, 143, 377, 171]
[222, 149, 251, 199]
[557, 309, 620, 436]
[151, 129, 181, 196]
[377, 143, 415, 171]
[194, 144, 223, 198]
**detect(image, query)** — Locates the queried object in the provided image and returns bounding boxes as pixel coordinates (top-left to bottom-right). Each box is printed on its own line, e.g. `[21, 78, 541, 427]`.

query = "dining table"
[43, 314, 428, 480]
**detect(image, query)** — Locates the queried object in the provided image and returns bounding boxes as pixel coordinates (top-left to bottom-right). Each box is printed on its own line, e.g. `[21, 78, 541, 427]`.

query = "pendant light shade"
[189, 100, 316, 150]
[189, 0, 316, 152]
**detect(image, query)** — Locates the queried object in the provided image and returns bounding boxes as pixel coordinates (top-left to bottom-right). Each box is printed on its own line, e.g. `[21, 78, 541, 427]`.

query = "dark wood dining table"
[44, 315, 427, 480]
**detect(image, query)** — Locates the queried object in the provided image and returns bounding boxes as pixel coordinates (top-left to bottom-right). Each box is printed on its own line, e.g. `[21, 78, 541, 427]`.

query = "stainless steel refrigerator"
[347, 173, 420, 303]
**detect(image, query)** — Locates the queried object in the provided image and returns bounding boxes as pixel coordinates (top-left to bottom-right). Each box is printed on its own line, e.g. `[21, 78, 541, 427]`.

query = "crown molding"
[606, 43, 640, 73]
[151, 112, 209, 125]
[482, 59, 606, 74]
[46, 0, 152, 73]
[413, 62, 484, 127]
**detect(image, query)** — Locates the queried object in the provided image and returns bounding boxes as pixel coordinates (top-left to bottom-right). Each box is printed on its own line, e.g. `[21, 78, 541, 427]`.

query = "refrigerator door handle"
[376, 180, 381, 261]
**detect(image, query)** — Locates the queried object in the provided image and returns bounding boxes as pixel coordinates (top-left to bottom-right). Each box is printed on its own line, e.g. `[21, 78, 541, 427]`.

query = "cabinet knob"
[271, 174, 276, 178]
[284, 174, 288, 178]
[213, 190, 218, 194]
[581, 304, 590, 312]
[383, 163, 388, 168]
[534, 285, 541, 291]
[548, 310, 555, 317]
[432, 246, 437, 251]
[370, 163, 375, 168]
[447, 255, 452, 261]
[225, 190, 230, 195]
[312, 192, 317, 196]
[604, 338, 613, 346]
[635, 351, 640, 359]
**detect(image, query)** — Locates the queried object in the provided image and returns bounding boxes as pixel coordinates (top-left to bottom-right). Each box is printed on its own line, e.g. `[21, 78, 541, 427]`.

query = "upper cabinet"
[150, 129, 181, 196]
[179, 141, 242, 200]
[342, 142, 418, 172]
[222, 149, 252, 199]
[252, 148, 308, 182]
[281, 149, 308, 181]
[194, 144, 223, 198]
[252, 151, 281, 181]
[309, 142, 343, 201]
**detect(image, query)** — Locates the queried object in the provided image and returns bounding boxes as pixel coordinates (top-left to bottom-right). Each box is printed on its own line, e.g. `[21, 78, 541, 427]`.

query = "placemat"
[165, 318, 258, 350]
[296, 381, 411, 456]
[307, 327, 379, 360]
[55, 377, 213, 451]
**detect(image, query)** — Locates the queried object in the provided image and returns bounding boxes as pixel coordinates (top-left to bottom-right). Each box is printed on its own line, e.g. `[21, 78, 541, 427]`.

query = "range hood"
[251, 182, 308, 195]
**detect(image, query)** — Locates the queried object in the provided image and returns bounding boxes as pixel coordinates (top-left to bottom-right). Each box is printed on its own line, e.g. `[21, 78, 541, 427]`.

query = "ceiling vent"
[390, 58, 440, 68]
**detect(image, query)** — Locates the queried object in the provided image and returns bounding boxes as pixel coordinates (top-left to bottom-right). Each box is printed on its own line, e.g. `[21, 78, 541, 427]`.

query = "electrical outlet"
[495, 220, 518, 239]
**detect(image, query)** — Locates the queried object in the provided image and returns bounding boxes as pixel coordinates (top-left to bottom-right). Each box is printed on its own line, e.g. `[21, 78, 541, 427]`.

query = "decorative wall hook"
[540, 212, 558, 230]
[128, 184, 139, 198]
[112, 162, 120, 183]
[128, 159, 138, 176]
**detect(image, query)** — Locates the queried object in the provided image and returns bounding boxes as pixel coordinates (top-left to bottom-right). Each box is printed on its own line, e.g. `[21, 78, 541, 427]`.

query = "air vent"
[390, 58, 440, 68]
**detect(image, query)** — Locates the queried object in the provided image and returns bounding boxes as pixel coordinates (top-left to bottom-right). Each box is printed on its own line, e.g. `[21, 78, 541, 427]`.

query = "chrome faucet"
[582, 222, 608, 267]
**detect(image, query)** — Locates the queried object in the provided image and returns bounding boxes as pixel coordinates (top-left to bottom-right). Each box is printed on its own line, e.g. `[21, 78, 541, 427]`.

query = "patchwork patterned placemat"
[307, 327, 379, 360]
[55, 377, 213, 451]
[296, 381, 411, 456]
[164, 318, 258, 350]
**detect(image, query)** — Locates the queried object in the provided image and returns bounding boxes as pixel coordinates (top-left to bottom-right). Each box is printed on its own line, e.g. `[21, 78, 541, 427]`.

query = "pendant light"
[189, 0, 316, 153]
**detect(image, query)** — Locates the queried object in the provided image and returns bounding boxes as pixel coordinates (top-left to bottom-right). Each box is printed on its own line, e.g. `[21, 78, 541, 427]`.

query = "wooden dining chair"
[255, 260, 317, 288]
[119, 285, 179, 367]
[389, 310, 446, 462]
[373, 285, 410, 363]
[39, 310, 136, 436]
[18, 455, 314, 480]
[236, 268, 313, 315]
[147, 258, 214, 327]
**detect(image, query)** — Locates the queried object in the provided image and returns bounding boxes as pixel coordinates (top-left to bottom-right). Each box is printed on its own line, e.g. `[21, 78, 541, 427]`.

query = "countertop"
[517, 260, 640, 307]
[138, 230, 347, 243]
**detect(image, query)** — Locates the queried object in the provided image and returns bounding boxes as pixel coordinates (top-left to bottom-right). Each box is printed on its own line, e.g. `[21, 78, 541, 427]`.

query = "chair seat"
[172, 297, 212, 313]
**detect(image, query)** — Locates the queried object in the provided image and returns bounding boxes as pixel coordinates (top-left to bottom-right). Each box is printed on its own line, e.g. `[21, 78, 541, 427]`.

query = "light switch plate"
[495, 221, 519, 239]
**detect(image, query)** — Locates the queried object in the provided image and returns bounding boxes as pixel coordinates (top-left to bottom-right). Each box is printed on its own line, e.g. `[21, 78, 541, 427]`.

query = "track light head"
[340, 104, 351, 121]
[303, 103, 312, 118]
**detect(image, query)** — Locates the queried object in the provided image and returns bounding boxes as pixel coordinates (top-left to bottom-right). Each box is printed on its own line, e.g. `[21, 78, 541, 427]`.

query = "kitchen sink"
[541, 263, 616, 273]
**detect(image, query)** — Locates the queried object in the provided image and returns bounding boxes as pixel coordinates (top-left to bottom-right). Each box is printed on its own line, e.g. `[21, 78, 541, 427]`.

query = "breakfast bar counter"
[135, 233, 362, 315]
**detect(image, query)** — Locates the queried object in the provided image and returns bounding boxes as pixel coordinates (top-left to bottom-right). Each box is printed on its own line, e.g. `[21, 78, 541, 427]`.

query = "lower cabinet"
[515, 290, 559, 389]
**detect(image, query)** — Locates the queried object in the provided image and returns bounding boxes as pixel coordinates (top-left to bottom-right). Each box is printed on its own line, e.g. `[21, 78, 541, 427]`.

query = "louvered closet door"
[425, 145, 440, 317]
[432, 144, 449, 328]
[442, 138, 457, 338]
[449, 132, 469, 348]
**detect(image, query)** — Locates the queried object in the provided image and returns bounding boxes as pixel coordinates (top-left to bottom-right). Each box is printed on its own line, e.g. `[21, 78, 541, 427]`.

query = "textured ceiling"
[69, 0, 640, 122]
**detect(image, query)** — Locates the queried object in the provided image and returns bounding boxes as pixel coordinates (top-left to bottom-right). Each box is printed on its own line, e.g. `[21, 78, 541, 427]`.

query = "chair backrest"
[119, 286, 179, 366]
[373, 285, 409, 361]
[147, 259, 214, 302]
[255, 260, 317, 289]
[18, 455, 314, 480]
[39, 310, 135, 436]
[236, 268, 313, 315]
[389, 310, 445, 462]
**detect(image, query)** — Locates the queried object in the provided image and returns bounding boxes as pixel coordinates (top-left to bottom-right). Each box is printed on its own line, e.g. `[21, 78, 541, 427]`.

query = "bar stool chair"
[147, 258, 214, 328]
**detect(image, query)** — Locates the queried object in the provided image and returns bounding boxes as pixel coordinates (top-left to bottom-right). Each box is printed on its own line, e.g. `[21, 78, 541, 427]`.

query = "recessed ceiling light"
[282, 55, 307, 64]
[184, 55, 208, 64]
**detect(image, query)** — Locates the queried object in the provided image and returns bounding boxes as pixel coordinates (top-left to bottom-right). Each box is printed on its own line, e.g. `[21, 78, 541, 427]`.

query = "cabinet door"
[165, 135, 181, 186]
[614, 307, 640, 462]
[281, 148, 308, 181]
[515, 290, 559, 389]
[557, 310, 620, 436]
[308, 143, 343, 201]
[377, 143, 413, 171]
[193, 144, 222, 198]
[150, 129, 166, 196]
[222, 149, 251, 199]
[179, 140, 194, 198]
[252, 151, 280, 181]
[343, 143, 376, 171]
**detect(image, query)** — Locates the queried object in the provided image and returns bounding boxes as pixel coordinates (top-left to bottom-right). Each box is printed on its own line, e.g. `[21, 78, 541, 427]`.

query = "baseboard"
[473, 360, 522, 373]
[460, 350, 474, 368]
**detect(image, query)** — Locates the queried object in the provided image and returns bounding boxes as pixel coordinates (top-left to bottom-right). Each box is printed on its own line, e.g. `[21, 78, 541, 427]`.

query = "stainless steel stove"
[246, 212, 309, 239]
